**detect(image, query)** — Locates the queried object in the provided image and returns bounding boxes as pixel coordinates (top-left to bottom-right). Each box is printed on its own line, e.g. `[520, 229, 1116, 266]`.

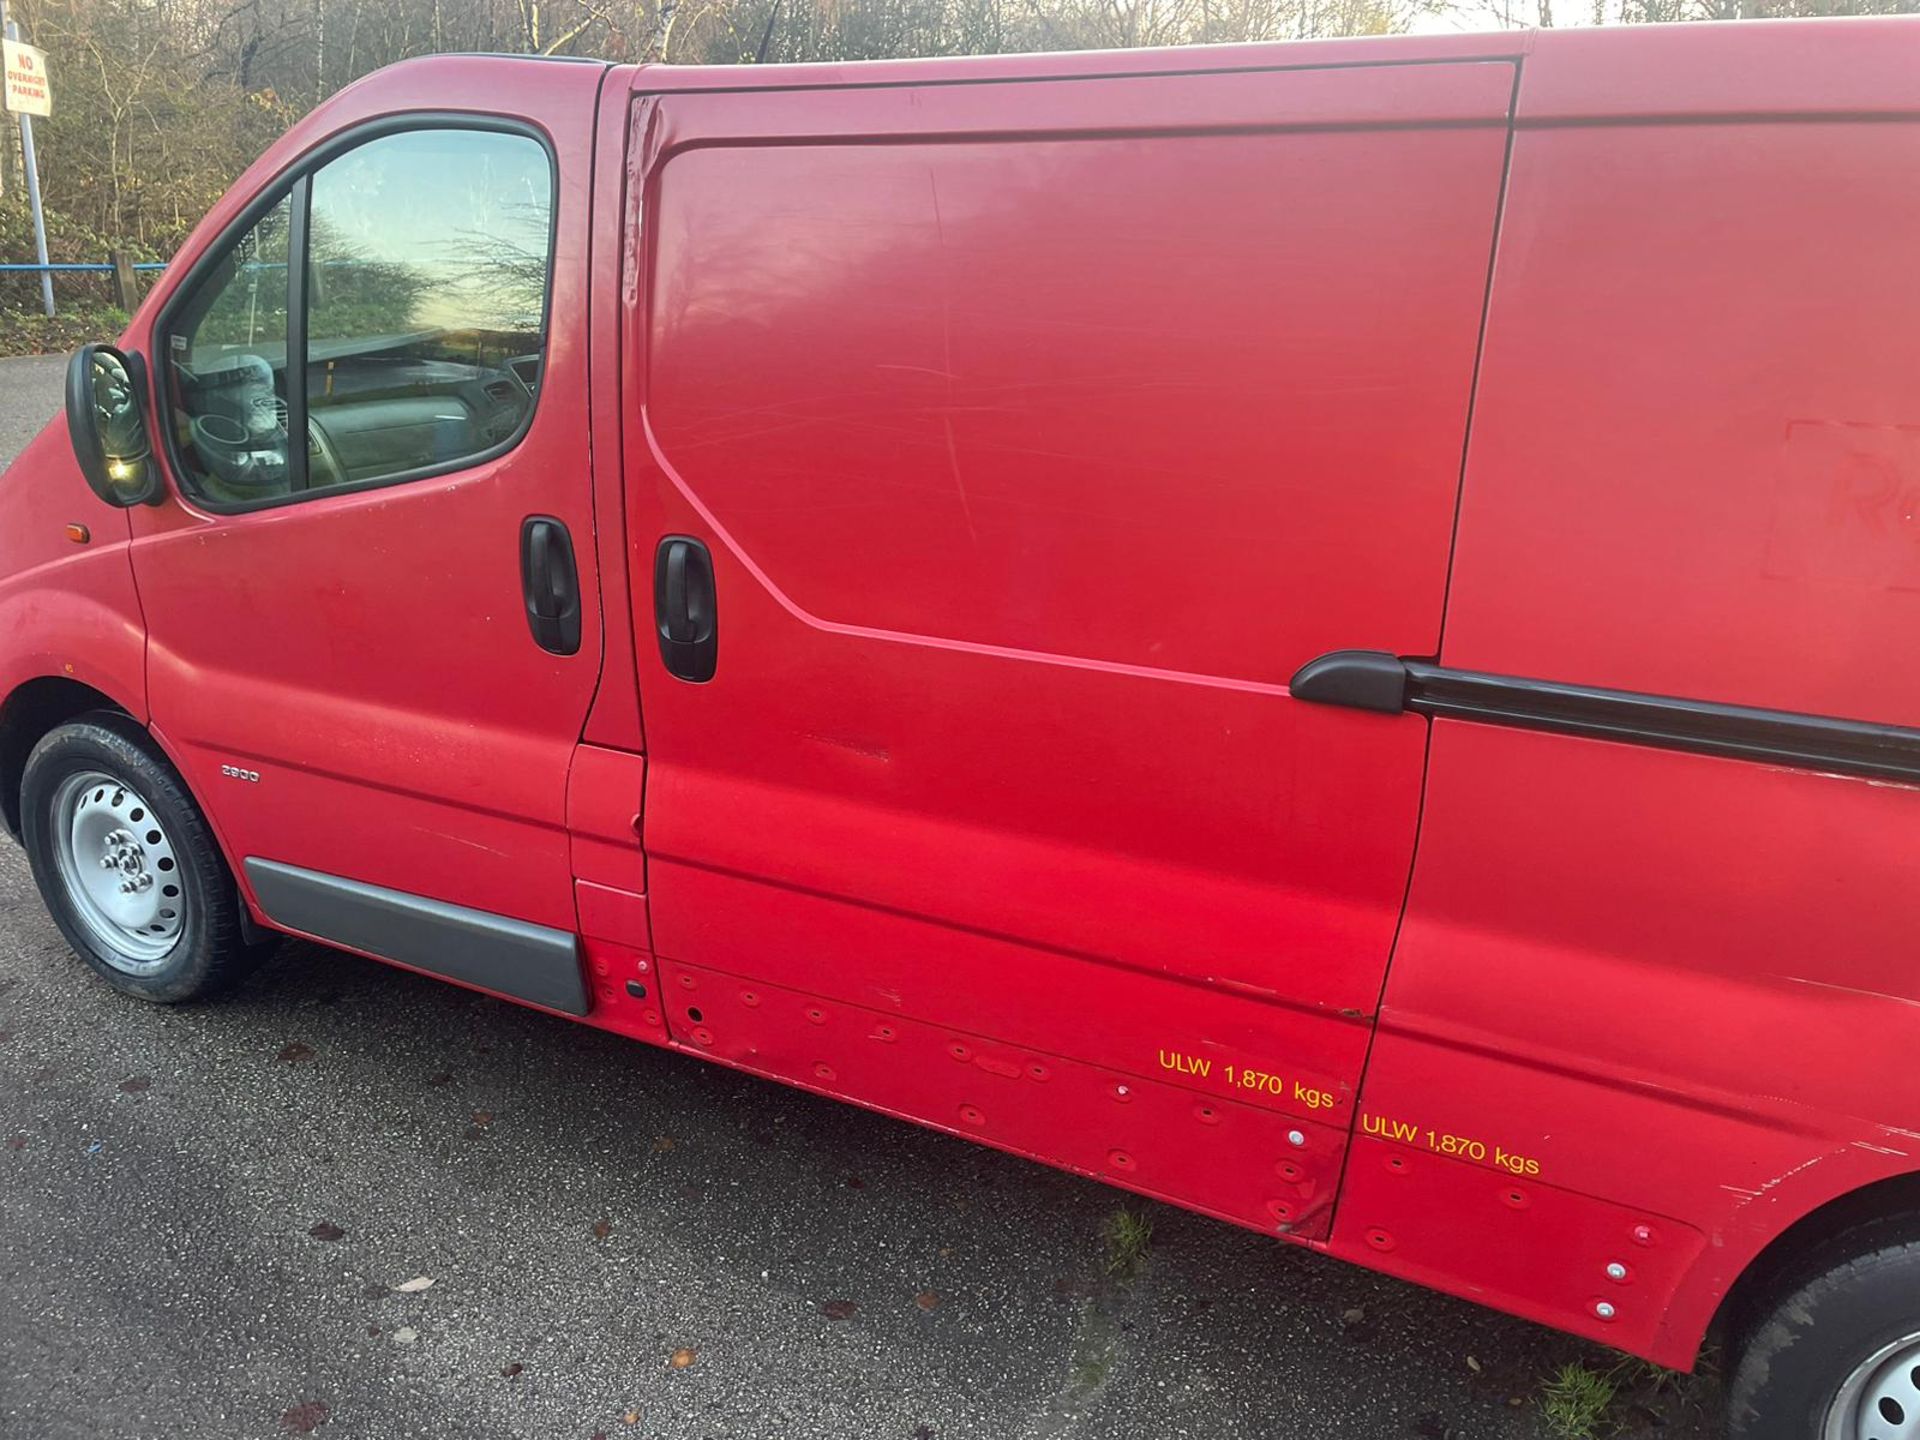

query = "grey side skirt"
[245, 858, 588, 1016]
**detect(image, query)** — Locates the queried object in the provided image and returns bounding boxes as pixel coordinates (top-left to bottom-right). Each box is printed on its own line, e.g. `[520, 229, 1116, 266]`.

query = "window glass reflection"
[305, 129, 553, 488]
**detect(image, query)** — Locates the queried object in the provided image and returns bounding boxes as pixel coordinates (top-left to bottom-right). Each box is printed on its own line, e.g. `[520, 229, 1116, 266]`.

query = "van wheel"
[1729, 1234, 1920, 1440]
[19, 713, 260, 1002]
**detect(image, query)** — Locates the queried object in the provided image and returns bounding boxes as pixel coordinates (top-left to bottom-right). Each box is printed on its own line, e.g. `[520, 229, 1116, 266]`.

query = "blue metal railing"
[0, 258, 171, 317]
[0, 262, 168, 274]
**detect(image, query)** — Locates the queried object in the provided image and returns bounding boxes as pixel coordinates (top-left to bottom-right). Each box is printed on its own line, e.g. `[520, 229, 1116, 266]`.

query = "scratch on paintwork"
[1739, 1154, 1828, 1209]
[927, 168, 980, 547]
[1734, 1139, 1909, 1215]
[943, 417, 979, 545]
[1883, 1126, 1920, 1142]
[1782, 975, 1920, 1009]
[412, 827, 507, 860]
[623, 101, 661, 311]
[1858, 775, 1920, 791]
[874, 363, 959, 380]
[1213, 977, 1282, 1001]
[800, 731, 891, 762]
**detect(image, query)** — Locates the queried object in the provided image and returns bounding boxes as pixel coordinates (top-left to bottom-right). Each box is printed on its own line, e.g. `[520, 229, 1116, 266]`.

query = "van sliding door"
[622, 59, 1513, 1240]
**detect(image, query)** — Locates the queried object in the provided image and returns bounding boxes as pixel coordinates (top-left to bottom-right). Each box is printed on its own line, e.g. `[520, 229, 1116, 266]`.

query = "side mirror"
[65, 344, 163, 507]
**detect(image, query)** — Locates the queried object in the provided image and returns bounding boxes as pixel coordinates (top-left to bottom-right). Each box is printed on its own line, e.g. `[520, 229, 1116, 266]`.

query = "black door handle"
[520, 516, 581, 656]
[653, 535, 717, 683]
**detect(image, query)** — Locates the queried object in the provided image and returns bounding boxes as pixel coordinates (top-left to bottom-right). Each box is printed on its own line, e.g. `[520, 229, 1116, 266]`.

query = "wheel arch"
[0, 676, 138, 840]
[1713, 1168, 1920, 1354]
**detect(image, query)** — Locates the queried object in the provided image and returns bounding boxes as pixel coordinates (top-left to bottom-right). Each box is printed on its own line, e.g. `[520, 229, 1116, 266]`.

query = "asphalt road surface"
[0, 354, 1719, 1440]
[0, 354, 66, 467]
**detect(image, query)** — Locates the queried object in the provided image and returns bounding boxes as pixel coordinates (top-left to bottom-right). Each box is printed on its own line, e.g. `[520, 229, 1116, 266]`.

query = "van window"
[306, 130, 553, 489]
[164, 195, 295, 504]
[163, 126, 553, 508]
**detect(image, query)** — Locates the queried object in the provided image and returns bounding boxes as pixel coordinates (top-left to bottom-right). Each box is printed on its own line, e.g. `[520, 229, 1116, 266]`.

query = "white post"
[3, 10, 54, 318]
[0, 0, 8, 200]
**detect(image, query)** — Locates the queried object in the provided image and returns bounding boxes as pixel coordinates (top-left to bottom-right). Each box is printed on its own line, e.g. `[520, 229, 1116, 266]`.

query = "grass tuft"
[1614, 1356, 1687, 1396]
[1540, 1361, 1618, 1440]
[1102, 1207, 1153, 1277]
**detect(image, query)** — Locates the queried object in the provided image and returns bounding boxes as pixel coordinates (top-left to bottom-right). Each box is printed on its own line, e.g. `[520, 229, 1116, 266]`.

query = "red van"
[5, 20, 1919, 1436]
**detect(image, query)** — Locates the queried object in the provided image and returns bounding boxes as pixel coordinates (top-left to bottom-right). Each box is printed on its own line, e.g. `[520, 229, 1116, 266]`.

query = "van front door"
[625, 60, 1514, 1236]
[126, 71, 607, 1011]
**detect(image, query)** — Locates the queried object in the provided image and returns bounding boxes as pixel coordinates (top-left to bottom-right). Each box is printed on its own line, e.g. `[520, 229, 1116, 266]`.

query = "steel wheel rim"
[48, 770, 184, 971]
[1824, 1332, 1920, 1440]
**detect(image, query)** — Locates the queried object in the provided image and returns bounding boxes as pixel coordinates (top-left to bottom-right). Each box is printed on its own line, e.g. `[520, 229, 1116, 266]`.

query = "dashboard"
[307, 351, 538, 484]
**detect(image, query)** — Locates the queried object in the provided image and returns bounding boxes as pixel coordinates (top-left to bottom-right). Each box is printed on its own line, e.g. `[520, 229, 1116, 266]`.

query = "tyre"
[1730, 1230, 1920, 1440]
[19, 712, 261, 1002]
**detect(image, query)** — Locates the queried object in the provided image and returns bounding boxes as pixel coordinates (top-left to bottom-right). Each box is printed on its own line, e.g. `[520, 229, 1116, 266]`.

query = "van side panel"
[1346, 724, 1916, 1366]
[625, 66, 1514, 1240]
[1348, 110, 1920, 1364]
[1441, 119, 1920, 724]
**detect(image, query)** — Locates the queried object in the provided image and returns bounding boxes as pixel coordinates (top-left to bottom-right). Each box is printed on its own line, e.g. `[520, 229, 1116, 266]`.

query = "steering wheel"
[306, 415, 348, 491]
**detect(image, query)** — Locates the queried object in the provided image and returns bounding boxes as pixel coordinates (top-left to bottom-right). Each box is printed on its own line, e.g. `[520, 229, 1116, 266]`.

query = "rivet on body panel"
[1195, 1104, 1220, 1125]
[1386, 1154, 1408, 1174]
[869, 1024, 897, 1042]
[1503, 1188, 1531, 1210]
[814, 1063, 836, 1082]
[691, 1026, 714, 1046]
[1631, 1224, 1658, 1247]
[739, 989, 760, 1007]
[1027, 1063, 1050, 1082]
[1276, 1160, 1304, 1183]
[1266, 1199, 1294, 1223]
[948, 1042, 971, 1061]
[1109, 1149, 1137, 1171]
[959, 1104, 986, 1126]
[1287, 1130, 1307, 1148]
[1112, 1084, 1133, 1102]
[1606, 1262, 1631, 1283]
[1593, 1301, 1618, 1321]
[1365, 1228, 1395, 1252]
[804, 1007, 827, 1025]
[676, 973, 696, 990]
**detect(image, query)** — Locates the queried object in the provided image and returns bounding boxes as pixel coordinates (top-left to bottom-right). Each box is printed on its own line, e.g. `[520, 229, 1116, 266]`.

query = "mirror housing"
[65, 344, 163, 507]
